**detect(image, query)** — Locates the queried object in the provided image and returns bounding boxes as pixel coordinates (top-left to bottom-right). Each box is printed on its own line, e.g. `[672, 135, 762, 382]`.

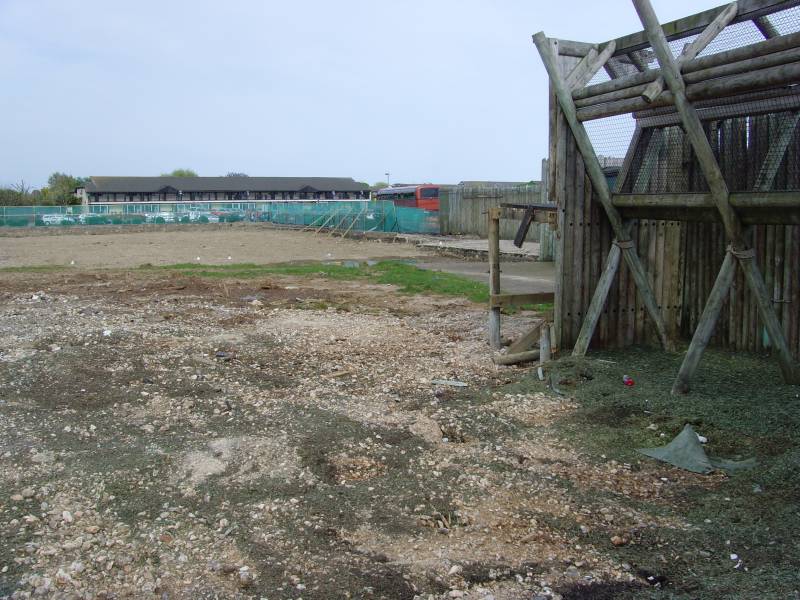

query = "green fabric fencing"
[0, 201, 440, 234]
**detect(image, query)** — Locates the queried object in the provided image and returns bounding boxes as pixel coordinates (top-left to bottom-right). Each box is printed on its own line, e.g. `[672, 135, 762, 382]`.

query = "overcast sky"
[1, 0, 724, 188]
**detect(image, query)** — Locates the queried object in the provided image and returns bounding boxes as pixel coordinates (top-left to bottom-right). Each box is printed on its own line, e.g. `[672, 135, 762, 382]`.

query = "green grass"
[149, 260, 492, 303]
[515, 347, 800, 599]
[0, 265, 70, 273]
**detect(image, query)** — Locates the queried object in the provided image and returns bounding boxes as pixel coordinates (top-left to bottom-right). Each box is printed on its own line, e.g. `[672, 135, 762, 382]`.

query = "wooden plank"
[508, 320, 545, 355]
[490, 293, 555, 309]
[572, 142, 587, 343]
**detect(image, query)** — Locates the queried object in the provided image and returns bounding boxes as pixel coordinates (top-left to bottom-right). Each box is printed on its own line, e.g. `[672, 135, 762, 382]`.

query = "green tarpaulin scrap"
[638, 424, 756, 474]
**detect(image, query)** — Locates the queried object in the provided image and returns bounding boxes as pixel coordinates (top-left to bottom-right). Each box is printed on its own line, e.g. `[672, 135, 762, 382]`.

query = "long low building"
[76, 176, 371, 204]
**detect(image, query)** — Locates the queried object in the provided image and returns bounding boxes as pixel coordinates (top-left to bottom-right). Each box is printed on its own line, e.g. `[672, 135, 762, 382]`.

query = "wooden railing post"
[488, 207, 502, 349]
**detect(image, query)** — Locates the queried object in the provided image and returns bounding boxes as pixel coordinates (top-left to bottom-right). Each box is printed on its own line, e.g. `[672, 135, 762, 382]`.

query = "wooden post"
[493, 349, 540, 366]
[534, 32, 673, 353]
[634, 0, 800, 384]
[488, 206, 502, 349]
[672, 250, 737, 394]
[540, 325, 552, 363]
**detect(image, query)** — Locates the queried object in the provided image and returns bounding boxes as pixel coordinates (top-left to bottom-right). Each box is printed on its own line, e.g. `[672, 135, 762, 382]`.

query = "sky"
[0, 0, 725, 188]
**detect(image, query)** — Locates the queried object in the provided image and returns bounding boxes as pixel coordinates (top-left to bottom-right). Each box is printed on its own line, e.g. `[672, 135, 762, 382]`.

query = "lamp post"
[385, 172, 390, 186]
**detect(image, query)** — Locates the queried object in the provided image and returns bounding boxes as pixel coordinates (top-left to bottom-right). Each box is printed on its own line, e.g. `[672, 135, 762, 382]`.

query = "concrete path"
[415, 257, 554, 294]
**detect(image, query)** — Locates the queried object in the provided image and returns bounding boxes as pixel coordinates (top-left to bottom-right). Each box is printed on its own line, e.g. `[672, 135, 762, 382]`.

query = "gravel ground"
[0, 225, 426, 269]
[0, 266, 714, 599]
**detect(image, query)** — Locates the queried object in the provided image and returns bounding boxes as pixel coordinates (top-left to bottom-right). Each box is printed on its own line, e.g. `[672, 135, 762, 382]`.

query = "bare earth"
[0, 231, 716, 599]
[0, 225, 426, 269]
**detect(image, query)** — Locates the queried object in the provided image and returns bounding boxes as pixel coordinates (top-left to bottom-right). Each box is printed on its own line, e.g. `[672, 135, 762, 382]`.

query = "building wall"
[87, 190, 368, 203]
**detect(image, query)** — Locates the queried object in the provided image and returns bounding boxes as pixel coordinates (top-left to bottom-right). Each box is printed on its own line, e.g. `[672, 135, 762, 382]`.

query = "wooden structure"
[487, 205, 556, 364]
[535, 0, 800, 393]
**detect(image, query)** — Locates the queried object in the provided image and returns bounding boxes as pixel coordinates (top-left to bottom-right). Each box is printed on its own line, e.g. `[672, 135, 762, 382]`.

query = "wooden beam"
[572, 244, 622, 356]
[566, 41, 618, 90]
[614, 191, 800, 209]
[534, 31, 673, 352]
[641, 2, 739, 102]
[628, 52, 649, 72]
[573, 29, 800, 103]
[753, 15, 780, 38]
[493, 349, 540, 366]
[507, 320, 544, 354]
[553, 39, 597, 58]
[490, 293, 555, 309]
[513, 207, 536, 248]
[577, 60, 800, 120]
[672, 250, 738, 394]
[616, 207, 800, 225]
[634, 0, 800, 385]
[488, 207, 502, 349]
[635, 88, 800, 127]
[683, 46, 800, 84]
[610, 0, 800, 56]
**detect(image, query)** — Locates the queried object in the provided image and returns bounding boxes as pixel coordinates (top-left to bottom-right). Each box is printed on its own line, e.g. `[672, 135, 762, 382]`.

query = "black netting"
[618, 98, 800, 193]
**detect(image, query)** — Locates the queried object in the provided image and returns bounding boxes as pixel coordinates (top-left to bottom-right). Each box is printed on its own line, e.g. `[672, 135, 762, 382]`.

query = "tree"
[225, 172, 248, 177]
[372, 181, 388, 189]
[161, 169, 198, 177]
[46, 173, 87, 205]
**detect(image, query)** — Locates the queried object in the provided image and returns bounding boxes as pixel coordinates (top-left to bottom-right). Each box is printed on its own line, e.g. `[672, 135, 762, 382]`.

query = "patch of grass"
[518, 347, 800, 599]
[0, 265, 70, 273]
[150, 260, 491, 303]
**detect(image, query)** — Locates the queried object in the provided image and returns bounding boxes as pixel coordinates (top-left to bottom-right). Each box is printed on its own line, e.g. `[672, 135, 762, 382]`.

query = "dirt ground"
[2, 232, 794, 599]
[0, 267, 712, 599]
[0, 225, 425, 269]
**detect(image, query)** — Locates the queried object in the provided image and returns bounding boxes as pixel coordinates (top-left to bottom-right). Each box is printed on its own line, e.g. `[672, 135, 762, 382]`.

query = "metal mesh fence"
[582, 3, 800, 195]
[0, 201, 441, 235]
[618, 99, 800, 193]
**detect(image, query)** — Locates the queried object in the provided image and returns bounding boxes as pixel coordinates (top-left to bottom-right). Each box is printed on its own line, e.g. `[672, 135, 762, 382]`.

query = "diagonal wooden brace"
[565, 41, 618, 90]
[641, 2, 738, 102]
[672, 250, 737, 394]
[634, 0, 800, 385]
[534, 32, 673, 354]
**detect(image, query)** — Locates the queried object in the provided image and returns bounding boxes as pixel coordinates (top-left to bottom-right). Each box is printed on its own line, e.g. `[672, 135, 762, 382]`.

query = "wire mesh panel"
[579, 3, 800, 196]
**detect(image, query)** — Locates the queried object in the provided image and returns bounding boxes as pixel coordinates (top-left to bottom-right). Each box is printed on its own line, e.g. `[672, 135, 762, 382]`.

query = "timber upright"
[534, 0, 800, 393]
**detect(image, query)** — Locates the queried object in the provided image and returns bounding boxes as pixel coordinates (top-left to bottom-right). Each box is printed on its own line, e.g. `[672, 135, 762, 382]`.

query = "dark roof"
[83, 177, 369, 193]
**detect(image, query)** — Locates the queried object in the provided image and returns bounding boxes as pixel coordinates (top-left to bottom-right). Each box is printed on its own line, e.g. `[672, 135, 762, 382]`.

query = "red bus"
[374, 185, 440, 211]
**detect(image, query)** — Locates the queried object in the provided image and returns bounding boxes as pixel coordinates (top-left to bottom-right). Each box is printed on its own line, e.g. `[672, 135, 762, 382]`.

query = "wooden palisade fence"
[536, 0, 800, 393]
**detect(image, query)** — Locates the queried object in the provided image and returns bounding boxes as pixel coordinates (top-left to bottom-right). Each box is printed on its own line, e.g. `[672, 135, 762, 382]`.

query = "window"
[420, 187, 439, 199]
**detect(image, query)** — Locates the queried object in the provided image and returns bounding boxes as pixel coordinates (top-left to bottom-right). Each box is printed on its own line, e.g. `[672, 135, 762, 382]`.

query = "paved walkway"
[415, 257, 554, 294]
